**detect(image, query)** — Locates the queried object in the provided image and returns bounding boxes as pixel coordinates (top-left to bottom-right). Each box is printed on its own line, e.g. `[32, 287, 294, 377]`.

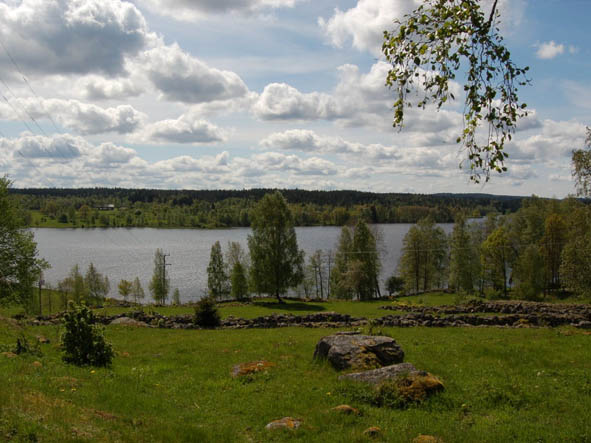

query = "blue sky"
[0, 0, 589, 197]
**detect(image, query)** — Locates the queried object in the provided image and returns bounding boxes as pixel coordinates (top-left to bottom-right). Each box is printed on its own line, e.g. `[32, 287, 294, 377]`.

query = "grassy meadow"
[1, 294, 591, 442]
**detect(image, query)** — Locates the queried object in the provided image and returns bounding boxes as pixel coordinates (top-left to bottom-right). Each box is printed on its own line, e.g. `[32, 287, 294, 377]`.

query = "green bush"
[61, 303, 114, 367]
[193, 297, 221, 328]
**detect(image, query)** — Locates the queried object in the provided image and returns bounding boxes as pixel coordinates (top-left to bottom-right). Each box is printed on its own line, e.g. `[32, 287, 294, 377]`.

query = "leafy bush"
[193, 297, 221, 328]
[61, 303, 113, 367]
[14, 334, 42, 357]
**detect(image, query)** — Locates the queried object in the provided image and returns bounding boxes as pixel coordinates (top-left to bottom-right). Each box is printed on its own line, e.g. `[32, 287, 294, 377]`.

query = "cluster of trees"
[11, 187, 523, 229]
[56, 263, 110, 306]
[204, 192, 386, 302]
[206, 192, 304, 303]
[397, 197, 591, 300]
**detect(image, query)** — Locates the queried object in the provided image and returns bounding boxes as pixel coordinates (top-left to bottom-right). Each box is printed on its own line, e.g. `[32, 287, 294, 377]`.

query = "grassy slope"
[1, 310, 590, 442]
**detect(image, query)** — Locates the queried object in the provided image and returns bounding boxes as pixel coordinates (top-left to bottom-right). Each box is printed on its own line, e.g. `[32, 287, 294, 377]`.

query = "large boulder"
[314, 332, 404, 371]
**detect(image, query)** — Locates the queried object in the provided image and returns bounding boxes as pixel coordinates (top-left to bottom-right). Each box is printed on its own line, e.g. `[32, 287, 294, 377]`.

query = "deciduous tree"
[131, 277, 145, 304]
[207, 241, 229, 300]
[118, 279, 132, 301]
[149, 248, 169, 305]
[85, 263, 110, 304]
[247, 192, 304, 303]
[0, 177, 45, 312]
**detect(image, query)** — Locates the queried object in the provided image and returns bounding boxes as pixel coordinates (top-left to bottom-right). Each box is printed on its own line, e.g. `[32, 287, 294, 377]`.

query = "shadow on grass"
[255, 301, 326, 312]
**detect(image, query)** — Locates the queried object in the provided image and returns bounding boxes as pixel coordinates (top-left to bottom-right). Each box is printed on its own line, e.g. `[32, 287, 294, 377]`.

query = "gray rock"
[338, 362, 425, 384]
[314, 333, 404, 370]
[110, 317, 149, 327]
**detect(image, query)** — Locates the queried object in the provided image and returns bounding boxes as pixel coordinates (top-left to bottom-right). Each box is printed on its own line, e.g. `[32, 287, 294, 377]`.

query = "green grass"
[1, 314, 590, 442]
[3, 290, 588, 320]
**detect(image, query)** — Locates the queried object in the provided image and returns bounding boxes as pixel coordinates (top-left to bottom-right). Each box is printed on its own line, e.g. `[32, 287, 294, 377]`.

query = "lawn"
[1, 313, 590, 442]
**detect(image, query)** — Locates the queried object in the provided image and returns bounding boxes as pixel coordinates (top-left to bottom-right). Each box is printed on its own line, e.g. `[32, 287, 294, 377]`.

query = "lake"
[32, 224, 454, 303]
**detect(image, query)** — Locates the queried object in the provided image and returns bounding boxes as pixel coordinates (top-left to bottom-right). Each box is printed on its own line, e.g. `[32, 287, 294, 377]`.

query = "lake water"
[32, 224, 454, 303]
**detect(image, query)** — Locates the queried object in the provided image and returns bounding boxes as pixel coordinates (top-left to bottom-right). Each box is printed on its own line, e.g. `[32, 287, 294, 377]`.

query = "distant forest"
[10, 187, 530, 229]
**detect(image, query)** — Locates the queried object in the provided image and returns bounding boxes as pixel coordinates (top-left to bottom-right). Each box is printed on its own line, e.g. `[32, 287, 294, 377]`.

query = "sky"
[0, 0, 589, 197]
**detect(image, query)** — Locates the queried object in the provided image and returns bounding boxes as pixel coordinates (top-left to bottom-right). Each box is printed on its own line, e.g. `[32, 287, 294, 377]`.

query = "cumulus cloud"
[259, 129, 464, 172]
[138, 0, 299, 21]
[319, 0, 421, 55]
[0, 0, 152, 76]
[141, 44, 249, 104]
[2, 133, 140, 170]
[5, 133, 84, 159]
[139, 111, 227, 144]
[253, 61, 462, 141]
[79, 76, 144, 100]
[0, 97, 145, 135]
[506, 119, 587, 162]
[536, 41, 565, 59]
[154, 152, 231, 173]
[252, 83, 338, 120]
[319, 0, 526, 56]
[241, 152, 338, 176]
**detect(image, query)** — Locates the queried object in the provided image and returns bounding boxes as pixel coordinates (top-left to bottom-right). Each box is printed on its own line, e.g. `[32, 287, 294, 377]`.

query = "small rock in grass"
[413, 435, 443, 443]
[265, 417, 301, 431]
[36, 335, 50, 344]
[395, 373, 444, 402]
[331, 404, 361, 416]
[232, 360, 275, 378]
[363, 426, 382, 437]
[32, 361, 42, 368]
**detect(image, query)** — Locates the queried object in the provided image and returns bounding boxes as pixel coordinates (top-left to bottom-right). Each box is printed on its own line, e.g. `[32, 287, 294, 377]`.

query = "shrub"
[193, 297, 221, 328]
[14, 334, 42, 357]
[61, 303, 114, 367]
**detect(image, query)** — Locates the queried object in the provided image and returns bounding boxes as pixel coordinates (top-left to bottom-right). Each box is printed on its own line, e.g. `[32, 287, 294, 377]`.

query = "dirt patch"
[231, 360, 276, 378]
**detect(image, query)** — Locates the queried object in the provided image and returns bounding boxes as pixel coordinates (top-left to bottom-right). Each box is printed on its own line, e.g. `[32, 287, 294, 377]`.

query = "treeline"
[396, 196, 591, 300]
[10, 187, 527, 228]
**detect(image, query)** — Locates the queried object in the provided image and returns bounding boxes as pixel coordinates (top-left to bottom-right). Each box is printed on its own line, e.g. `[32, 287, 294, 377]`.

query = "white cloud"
[79, 76, 144, 100]
[260, 129, 462, 172]
[0, 0, 153, 76]
[5, 133, 84, 159]
[319, 0, 422, 56]
[507, 119, 586, 162]
[253, 61, 463, 141]
[319, 0, 525, 56]
[536, 41, 565, 59]
[138, 0, 299, 21]
[138, 111, 227, 144]
[252, 83, 338, 120]
[0, 97, 145, 135]
[140, 44, 249, 104]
